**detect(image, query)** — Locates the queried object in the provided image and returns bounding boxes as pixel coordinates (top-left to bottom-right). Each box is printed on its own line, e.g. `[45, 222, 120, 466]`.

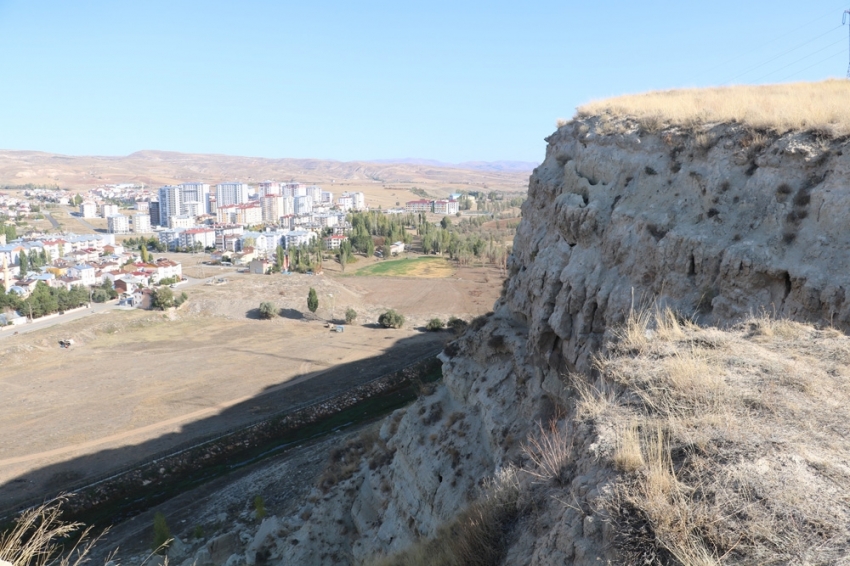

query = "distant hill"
[372, 158, 538, 173]
[0, 150, 531, 190]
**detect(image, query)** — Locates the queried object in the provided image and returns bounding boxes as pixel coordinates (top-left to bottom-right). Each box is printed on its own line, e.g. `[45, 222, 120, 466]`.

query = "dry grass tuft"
[576, 80, 850, 135]
[371, 467, 520, 566]
[0, 501, 107, 566]
[613, 423, 644, 473]
[522, 420, 573, 484]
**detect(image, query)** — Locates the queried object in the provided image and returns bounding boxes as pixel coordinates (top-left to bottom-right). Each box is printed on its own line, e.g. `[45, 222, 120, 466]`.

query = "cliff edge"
[181, 87, 850, 565]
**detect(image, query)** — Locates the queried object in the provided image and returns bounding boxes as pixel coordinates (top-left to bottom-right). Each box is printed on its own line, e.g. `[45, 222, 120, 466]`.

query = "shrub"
[253, 496, 266, 520]
[151, 287, 174, 310]
[426, 318, 445, 331]
[378, 309, 405, 329]
[152, 512, 171, 554]
[0, 501, 102, 566]
[345, 307, 357, 324]
[447, 316, 468, 333]
[307, 287, 318, 314]
[259, 301, 277, 319]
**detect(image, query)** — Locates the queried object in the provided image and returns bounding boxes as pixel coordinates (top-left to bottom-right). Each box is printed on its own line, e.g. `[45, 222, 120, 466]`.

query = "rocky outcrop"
[191, 118, 850, 565]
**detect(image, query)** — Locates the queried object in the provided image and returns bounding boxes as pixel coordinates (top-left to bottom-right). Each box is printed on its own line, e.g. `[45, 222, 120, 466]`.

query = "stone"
[207, 532, 240, 566]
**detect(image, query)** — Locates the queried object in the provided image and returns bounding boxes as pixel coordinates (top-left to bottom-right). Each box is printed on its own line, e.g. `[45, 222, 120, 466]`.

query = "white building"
[433, 199, 460, 215]
[294, 195, 313, 215]
[107, 214, 129, 234]
[79, 202, 97, 218]
[179, 228, 216, 250]
[339, 191, 365, 211]
[282, 229, 317, 248]
[261, 195, 284, 224]
[321, 191, 334, 204]
[183, 201, 202, 218]
[133, 213, 151, 233]
[68, 264, 97, 287]
[179, 183, 211, 214]
[258, 181, 281, 196]
[158, 185, 183, 226]
[307, 185, 323, 202]
[216, 203, 262, 226]
[135, 200, 150, 212]
[216, 183, 250, 207]
[169, 215, 196, 229]
[101, 203, 119, 218]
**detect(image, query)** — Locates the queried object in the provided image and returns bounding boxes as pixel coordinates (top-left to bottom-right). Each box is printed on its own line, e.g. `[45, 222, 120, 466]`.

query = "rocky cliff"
[181, 115, 850, 565]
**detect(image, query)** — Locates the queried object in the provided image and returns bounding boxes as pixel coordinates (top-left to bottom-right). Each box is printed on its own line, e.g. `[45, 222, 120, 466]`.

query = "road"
[0, 276, 208, 340]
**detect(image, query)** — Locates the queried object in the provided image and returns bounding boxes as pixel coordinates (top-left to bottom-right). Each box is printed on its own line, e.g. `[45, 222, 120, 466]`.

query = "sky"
[1, 0, 849, 163]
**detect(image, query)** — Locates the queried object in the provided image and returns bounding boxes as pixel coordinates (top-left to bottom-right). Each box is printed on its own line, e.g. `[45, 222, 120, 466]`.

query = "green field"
[352, 257, 455, 278]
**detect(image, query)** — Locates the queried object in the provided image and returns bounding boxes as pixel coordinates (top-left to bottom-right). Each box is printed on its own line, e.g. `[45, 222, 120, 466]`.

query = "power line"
[721, 24, 844, 84]
[750, 37, 846, 83]
[683, 6, 845, 85]
[776, 49, 846, 82]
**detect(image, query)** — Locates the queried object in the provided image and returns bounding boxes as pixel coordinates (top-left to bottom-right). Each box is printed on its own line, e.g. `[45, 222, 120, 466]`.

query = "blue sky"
[1, 1, 848, 163]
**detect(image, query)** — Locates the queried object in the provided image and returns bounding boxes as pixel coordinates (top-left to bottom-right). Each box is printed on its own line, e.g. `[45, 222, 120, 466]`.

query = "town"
[0, 181, 521, 326]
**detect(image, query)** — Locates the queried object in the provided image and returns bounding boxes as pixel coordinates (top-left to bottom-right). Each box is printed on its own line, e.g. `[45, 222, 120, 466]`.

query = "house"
[433, 199, 459, 215]
[249, 259, 273, 275]
[68, 264, 97, 287]
[390, 241, 405, 255]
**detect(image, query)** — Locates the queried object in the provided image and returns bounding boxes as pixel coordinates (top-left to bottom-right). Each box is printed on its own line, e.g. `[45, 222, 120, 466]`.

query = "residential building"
[101, 203, 119, 218]
[107, 214, 130, 234]
[337, 195, 354, 212]
[179, 183, 211, 213]
[258, 181, 281, 196]
[68, 264, 97, 287]
[433, 199, 460, 215]
[261, 195, 284, 224]
[169, 215, 196, 229]
[178, 228, 216, 250]
[340, 191, 365, 210]
[158, 185, 183, 226]
[135, 200, 150, 212]
[217, 203, 262, 226]
[323, 234, 347, 250]
[307, 185, 323, 202]
[321, 191, 334, 205]
[216, 182, 250, 206]
[294, 195, 313, 215]
[132, 213, 151, 233]
[405, 199, 433, 213]
[249, 258, 273, 274]
[182, 201, 203, 218]
[79, 201, 97, 218]
[282, 229, 317, 248]
[149, 201, 160, 227]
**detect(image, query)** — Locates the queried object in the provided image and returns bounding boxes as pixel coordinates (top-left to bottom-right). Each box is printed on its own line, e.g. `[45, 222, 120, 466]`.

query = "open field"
[576, 79, 850, 134]
[0, 267, 502, 510]
[349, 257, 456, 278]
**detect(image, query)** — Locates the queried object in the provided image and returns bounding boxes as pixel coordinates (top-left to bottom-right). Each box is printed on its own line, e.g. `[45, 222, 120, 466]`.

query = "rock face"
[227, 118, 850, 564]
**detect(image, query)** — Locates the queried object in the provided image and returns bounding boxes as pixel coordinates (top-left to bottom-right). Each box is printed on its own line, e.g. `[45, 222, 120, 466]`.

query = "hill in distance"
[0, 149, 533, 190]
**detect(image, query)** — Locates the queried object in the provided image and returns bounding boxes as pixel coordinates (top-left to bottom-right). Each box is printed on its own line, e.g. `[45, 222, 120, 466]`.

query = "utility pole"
[844, 10, 850, 78]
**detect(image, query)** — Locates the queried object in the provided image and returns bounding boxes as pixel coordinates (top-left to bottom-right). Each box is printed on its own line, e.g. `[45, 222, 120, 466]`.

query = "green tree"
[307, 287, 318, 314]
[338, 249, 347, 272]
[258, 301, 277, 319]
[440, 216, 452, 229]
[152, 512, 171, 554]
[345, 307, 357, 324]
[18, 252, 28, 274]
[73, 194, 83, 206]
[140, 242, 149, 263]
[378, 309, 404, 329]
[426, 317, 445, 331]
[151, 287, 174, 310]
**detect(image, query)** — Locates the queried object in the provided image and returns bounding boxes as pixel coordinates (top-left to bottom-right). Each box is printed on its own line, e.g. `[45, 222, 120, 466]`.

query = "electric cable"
[750, 37, 847, 83]
[721, 24, 844, 84]
[776, 49, 846, 82]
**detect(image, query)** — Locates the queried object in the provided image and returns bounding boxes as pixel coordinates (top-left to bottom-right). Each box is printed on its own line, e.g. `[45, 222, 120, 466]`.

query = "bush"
[151, 287, 174, 310]
[426, 318, 445, 331]
[253, 496, 266, 520]
[259, 301, 277, 319]
[448, 316, 468, 333]
[152, 512, 171, 554]
[378, 309, 405, 329]
[345, 307, 357, 324]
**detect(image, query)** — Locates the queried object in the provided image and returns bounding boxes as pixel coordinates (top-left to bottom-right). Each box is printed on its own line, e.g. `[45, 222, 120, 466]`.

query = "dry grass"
[590, 309, 850, 564]
[370, 467, 520, 566]
[0, 501, 107, 566]
[522, 420, 573, 484]
[576, 79, 850, 135]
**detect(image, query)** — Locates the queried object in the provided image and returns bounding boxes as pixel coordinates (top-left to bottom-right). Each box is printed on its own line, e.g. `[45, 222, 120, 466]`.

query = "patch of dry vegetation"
[583, 309, 850, 564]
[576, 80, 850, 135]
[370, 468, 520, 566]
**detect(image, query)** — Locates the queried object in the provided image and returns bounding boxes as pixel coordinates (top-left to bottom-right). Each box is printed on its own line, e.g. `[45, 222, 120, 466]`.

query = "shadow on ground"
[0, 331, 448, 524]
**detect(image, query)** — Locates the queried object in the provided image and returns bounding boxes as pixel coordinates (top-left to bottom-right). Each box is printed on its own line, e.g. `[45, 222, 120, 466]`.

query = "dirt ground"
[0, 267, 502, 512]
